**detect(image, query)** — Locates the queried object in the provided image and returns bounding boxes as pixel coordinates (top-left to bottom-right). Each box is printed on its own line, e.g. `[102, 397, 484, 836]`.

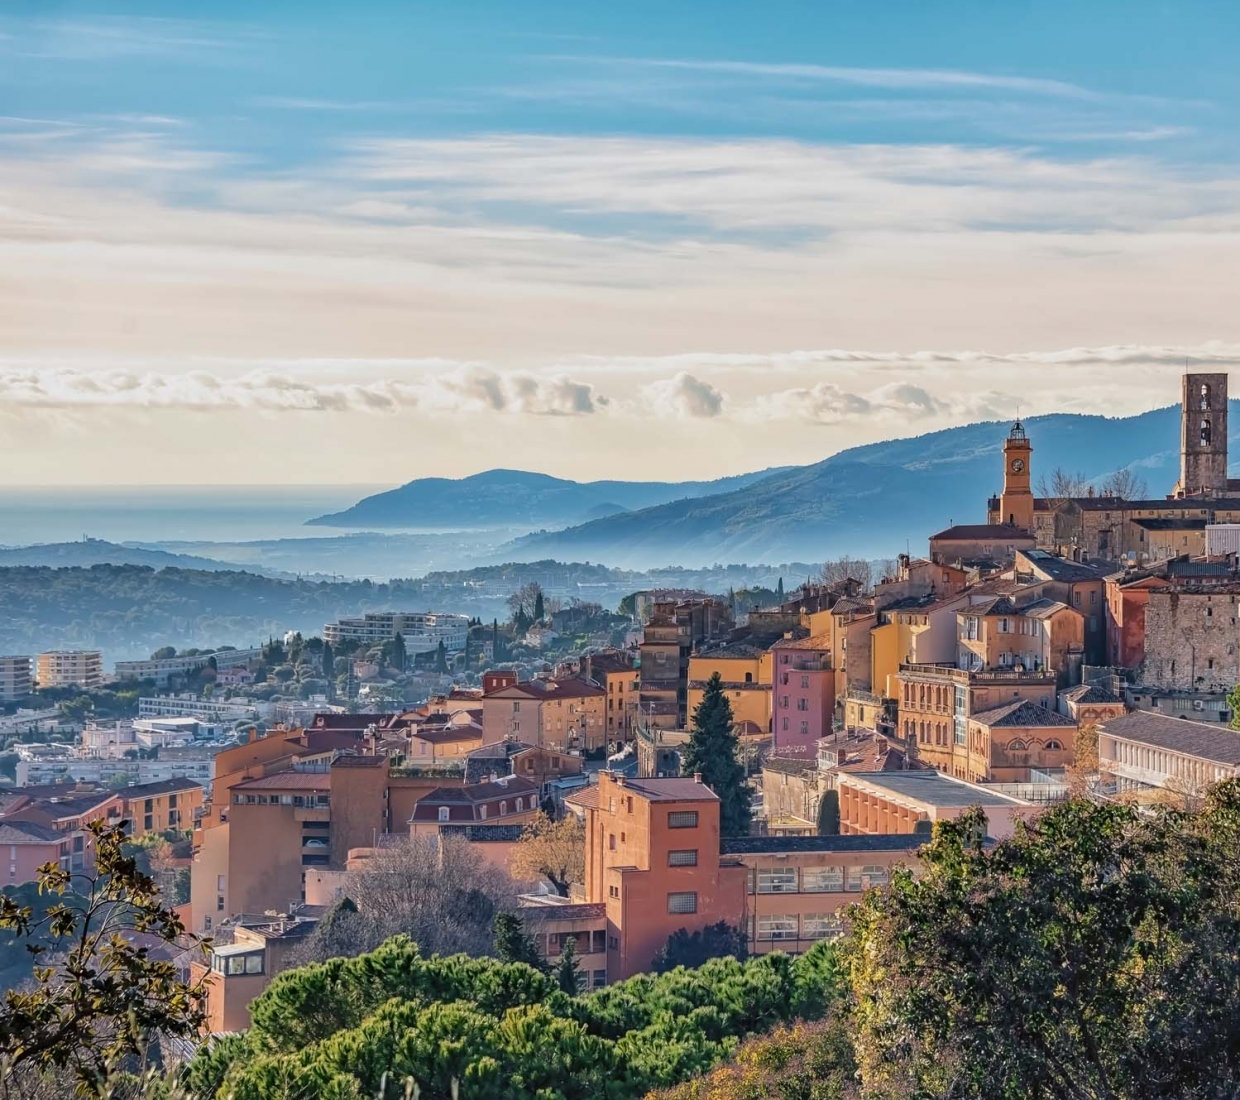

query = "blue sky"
[2, 1, 1239, 484]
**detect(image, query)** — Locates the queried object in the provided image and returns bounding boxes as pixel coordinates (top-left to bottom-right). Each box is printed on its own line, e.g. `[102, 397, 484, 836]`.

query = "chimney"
[248, 726, 258, 744]
[693, 772, 702, 783]
[615, 774, 626, 787]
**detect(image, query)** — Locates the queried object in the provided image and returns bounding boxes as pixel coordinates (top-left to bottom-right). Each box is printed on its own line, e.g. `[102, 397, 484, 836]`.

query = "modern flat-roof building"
[1097, 710, 1240, 797]
[836, 770, 1032, 839]
[0, 656, 32, 701]
[138, 696, 260, 723]
[36, 650, 103, 690]
[115, 647, 261, 687]
[322, 611, 469, 652]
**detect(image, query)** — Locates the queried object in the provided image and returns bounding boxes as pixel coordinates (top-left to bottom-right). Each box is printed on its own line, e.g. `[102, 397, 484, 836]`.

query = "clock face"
[1011, 459, 1025, 474]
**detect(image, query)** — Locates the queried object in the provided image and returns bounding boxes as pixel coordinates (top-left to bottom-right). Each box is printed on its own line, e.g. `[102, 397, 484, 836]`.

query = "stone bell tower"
[1177, 373, 1228, 498]
[999, 420, 1034, 532]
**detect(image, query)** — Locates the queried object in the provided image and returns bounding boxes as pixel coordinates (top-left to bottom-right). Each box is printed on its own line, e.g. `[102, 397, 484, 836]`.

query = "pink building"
[770, 634, 835, 757]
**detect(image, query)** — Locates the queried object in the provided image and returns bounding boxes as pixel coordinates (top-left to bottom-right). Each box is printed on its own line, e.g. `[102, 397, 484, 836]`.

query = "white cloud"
[748, 380, 947, 425]
[0, 364, 604, 417]
[640, 372, 725, 419]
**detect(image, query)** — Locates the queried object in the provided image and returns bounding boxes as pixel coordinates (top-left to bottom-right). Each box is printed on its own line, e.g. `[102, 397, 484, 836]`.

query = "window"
[802, 866, 844, 893]
[608, 884, 619, 899]
[438, 807, 450, 822]
[1207, 606, 1214, 618]
[609, 833, 616, 851]
[802, 913, 845, 939]
[744, 672, 753, 683]
[800, 721, 809, 736]
[515, 797, 524, 811]
[217, 875, 226, 892]
[479, 805, 488, 820]
[797, 698, 808, 711]
[204, 916, 212, 932]
[757, 868, 798, 893]
[499, 800, 507, 816]
[217, 895, 224, 911]
[667, 891, 698, 914]
[846, 866, 865, 891]
[861, 865, 889, 888]
[593, 969, 607, 989]
[782, 717, 789, 731]
[668, 811, 698, 829]
[144, 799, 153, 812]
[756, 914, 797, 941]
[668, 849, 698, 867]
[143, 815, 153, 832]
[1045, 740, 1063, 751]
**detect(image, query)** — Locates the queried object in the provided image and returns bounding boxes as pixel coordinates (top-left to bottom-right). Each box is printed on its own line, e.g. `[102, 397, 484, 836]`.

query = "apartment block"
[481, 675, 606, 752]
[687, 643, 773, 735]
[0, 788, 124, 885]
[770, 634, 833, 756]
[322, 611, 469, 651]
[639, 598, 733, 729]
[119, 777, 203, 834]
[36, 650, 103, 690]
[0, 656, 32, 701]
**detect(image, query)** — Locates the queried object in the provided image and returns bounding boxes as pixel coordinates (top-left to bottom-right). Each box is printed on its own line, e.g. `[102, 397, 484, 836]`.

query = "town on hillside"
[4, 372, 1240, 1037]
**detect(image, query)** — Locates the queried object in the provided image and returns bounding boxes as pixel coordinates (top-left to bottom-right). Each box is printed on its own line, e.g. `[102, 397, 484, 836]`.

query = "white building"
[0, 656, 32, 701]
[36, 650, 104, 690]
[80, 722, 137, 756]
[322, 611, 469, 653]
[1098, 711, 1240, 795]
[138, 696, 261, 723]
[15, 754, 216, 789]
[114, 647, 262, 687]
[133, 716, 222, 747]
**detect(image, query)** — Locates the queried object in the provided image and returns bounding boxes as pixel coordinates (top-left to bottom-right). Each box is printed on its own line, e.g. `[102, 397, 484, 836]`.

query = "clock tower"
[999, 420, 1034, 532]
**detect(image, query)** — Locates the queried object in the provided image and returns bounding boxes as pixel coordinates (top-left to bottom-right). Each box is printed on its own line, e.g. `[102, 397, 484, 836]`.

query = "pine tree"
[492, 912, 546, 971]
[556, 935, 581, 995]
[682, 671, 751, 836]
[534, 590, 546, 623]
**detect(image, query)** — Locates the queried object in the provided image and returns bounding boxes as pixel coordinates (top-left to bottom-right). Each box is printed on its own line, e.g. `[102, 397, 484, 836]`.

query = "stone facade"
[1139, 585, 1240, 694]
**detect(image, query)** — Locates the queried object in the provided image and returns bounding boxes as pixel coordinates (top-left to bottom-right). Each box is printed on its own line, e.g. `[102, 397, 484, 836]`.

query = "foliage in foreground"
[183, 935, 842, 1100]
[0, 821, 206, 1092]
[845, 782, 1240, 1100]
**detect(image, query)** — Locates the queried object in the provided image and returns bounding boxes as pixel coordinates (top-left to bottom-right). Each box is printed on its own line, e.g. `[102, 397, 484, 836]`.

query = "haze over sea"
[0, 486, 387, 546]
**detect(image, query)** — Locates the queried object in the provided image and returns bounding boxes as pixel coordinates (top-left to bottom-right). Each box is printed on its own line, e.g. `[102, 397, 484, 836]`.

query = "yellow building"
[120, 778, 203, 835]
[687, 643, 773, 734]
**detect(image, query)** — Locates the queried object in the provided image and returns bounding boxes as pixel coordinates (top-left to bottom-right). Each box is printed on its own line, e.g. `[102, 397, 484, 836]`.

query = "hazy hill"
[504, 404, 1221, 567]
[307, 467, 788, 529]
[0, 538, 258, 573]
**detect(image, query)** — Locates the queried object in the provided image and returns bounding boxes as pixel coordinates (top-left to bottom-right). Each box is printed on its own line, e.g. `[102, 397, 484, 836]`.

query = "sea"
[0, 485, 389, 546]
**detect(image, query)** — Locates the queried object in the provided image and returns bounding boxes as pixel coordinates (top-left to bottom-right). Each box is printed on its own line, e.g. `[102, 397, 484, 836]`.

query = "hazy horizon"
[2, 1, 1239, 485]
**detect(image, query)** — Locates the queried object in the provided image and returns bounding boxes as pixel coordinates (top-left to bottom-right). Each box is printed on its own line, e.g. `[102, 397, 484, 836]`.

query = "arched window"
[1045, 740, 1062, 751]
[1201, 383, 1210, 410]
[499, 800, 508, 815]
[1007, 738, 1028, 752]
[1201, 418, 1212, 445]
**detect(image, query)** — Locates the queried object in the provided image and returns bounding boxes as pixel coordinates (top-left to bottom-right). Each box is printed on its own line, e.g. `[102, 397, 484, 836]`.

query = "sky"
[2, 0, 1240, 486]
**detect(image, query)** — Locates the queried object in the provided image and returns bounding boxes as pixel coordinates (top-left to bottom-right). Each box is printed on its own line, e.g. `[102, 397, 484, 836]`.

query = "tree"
[817, 789, 840, 836]
[556, 936, 581, 995]
[0, 820, 206, 1089]
[682, 672, 751, 836]
[1037, 466, 1090, 503]
[389, 631, 406, 673]
[320, 641, 333, 682]
[1101, 466, 1148, 501]
[435, 639, 449, 673]
[653, 922, 749, 973]
[1229, 683, 1240, 731]
[819, 557, 872, 592]
[492, 911, 546, 971]
[534, 589, 546, 624]
[509, 814, 586, 896]
[149, 646, 176, 661]
[289, 835, 512, 967]
[776, 577, 784, 601]
[508, 581, 544, 625]
[845, 785, 1240, 1100]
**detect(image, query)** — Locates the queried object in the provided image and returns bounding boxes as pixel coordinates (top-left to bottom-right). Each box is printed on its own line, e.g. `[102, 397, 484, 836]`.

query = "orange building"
[572, 771, 928, 979]
[965, 700, 1078, 782]
[687, 643, 774, 735]
[481, 676, 607, 752]
[119, 778, 203, 835]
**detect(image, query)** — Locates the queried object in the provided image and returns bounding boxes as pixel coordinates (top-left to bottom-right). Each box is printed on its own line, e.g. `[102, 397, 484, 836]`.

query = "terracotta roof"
[0, 821, 62, 844]
[232, 772, 332, 790]
[611, 776, 720, 802]
[330, 754, 385, 768]
[1020, 598, 1074, 620]
[520, 901, 607, 922]
[763, 756, 816, 777]
[970, 700, 1076, 729]
[486, 677, 606, 701]
[1061, 683, 1123, 705]
[413, 726, 484, 744]
[416, 776, 538, 806]
[1099, 712, 1240, 765]
[565, 785, 601, 810]
[769, 632, 832, 651]
[931, 524, 1036, 541]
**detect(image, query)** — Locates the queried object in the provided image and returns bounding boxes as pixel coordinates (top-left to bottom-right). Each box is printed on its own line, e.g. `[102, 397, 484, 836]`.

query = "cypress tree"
[534, 590, 546, 623]
[817, 789, 840, 836]
[435, 639, 448, 673]
[776, 577, 784, 601]
[492, 912, 546, 971]
[556, 936, 581, 995]
[682, 671, 751, 836]
[391, 631, 406, 673]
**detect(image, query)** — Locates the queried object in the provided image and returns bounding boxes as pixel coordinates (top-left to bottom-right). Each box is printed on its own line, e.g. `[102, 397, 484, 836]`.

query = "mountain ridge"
[306, 466, 792, 529]
[499, 403, 1229, 568]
